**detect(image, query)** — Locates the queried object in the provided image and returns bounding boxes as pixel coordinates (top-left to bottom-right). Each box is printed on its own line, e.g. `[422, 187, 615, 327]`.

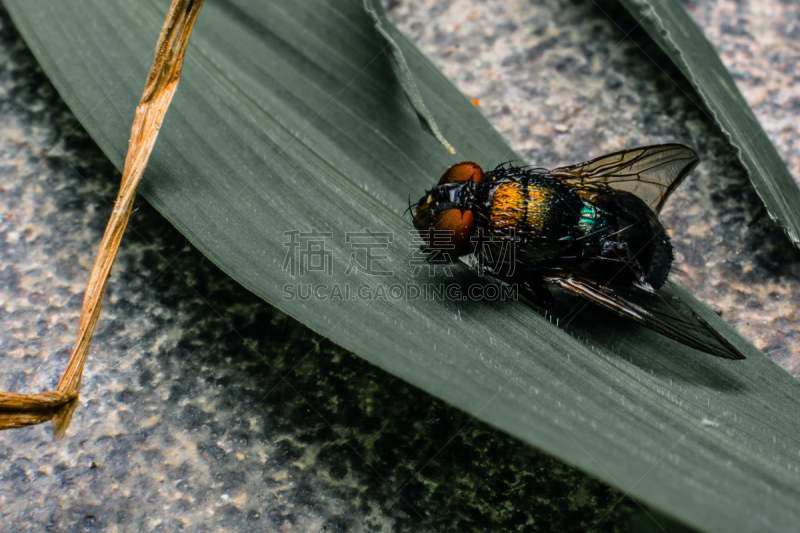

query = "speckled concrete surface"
[686, 0, 800, 184]
[0, 0, 798, 532]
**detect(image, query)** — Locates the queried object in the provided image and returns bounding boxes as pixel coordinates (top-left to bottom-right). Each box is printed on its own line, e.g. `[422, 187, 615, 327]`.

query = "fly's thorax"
[475, 173, 583, 263]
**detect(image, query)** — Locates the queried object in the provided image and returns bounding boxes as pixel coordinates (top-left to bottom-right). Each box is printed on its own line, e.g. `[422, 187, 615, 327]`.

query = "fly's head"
[413, 162, 484, 260]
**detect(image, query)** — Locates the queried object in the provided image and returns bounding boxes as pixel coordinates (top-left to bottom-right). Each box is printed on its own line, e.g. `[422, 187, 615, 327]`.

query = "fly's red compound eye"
[438, 161, 484, 185]
[426, 208, 475, 257]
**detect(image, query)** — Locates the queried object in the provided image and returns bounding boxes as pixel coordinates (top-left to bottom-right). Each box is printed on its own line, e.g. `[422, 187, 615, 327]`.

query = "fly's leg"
[523, 278, 555, 309]
[602, 240, 648, 285]
[502, 272, 554, 309]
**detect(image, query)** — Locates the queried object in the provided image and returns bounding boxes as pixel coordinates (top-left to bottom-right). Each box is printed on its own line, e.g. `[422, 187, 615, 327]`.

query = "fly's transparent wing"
[548, 144, 699, 214]
[543, 275, 746, 360]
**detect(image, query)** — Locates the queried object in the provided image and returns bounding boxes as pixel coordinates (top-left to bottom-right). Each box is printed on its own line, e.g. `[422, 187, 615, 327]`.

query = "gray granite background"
[0, 0, 798, 532]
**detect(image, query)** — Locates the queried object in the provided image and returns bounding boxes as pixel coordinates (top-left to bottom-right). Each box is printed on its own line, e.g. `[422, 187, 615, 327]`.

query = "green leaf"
[5, 1, 800, 531]
[362, 0, 454, 153]
[614, 0, 800, 246]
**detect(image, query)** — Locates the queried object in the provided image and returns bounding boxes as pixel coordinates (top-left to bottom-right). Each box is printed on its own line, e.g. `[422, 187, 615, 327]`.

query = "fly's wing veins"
[543, 275, 746, 360]
[548, 144, 700, 214]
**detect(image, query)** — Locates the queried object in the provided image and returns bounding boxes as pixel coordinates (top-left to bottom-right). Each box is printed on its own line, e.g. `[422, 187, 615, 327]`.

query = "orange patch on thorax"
[490, 182, 551, 234]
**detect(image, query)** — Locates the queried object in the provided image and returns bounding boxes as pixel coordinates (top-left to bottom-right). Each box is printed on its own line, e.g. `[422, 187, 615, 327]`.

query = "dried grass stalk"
[0, 0, 205, 439]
